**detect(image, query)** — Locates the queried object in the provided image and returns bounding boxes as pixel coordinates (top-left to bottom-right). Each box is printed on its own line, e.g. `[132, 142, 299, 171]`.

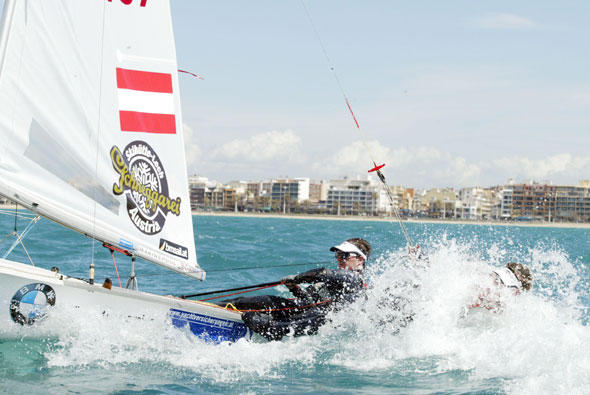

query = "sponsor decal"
[159, 238, 188, 260]
[169, 308, 250, 342]
[119, 238, 135, 251]
[10, 283, 56, 325]
[111, 140, 181, 235]
[116, 67, 176, 134]
[169, 309, 236, 329]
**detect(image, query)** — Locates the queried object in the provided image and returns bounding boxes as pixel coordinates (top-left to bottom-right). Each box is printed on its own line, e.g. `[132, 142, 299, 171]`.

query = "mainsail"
[0, 0, 204, 280]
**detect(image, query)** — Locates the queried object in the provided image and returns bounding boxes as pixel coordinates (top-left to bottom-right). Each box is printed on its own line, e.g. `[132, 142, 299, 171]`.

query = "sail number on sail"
[107, 0, 148, 7]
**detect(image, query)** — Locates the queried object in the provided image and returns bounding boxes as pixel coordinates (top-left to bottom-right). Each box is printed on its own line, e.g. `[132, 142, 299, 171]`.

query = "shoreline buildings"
[187, 175, 590, 223]
[0, 176, 588, 223]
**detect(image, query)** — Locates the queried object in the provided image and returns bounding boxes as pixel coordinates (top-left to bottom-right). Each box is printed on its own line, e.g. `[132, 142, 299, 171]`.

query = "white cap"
[492, 267, 522, 289]
[330, 241, 367, 260]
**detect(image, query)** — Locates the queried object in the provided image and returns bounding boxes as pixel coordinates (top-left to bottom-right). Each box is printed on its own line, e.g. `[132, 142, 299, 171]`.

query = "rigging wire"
[206, 260, 329, 273]
[0, 233, 12, 245]
[197, 282, 281, 302]
[121, 260, 330, 278]
[13, 201, 17, 235]
[0, 209, 37, 219]
[1, 215, 40, 260]
[19, 238, 35, 266]
[299, 0, 413, 247]
[89, 1, 109, 274]
[0, 203, 39, 262]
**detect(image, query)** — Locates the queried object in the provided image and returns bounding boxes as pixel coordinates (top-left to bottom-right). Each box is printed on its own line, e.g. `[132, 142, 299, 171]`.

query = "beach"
[3, 202, 588, 229]
[192, 210, 590, 229]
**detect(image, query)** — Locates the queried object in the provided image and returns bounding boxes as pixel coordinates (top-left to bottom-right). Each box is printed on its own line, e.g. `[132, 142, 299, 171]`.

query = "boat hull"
[0, 259, 250, 342]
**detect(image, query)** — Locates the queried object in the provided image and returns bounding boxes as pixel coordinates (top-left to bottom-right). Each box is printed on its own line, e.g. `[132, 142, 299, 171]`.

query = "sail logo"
[10, 283, 56, 325]
[116, 67, 176, 134]
[159, 238, 189, 260]
[111, 141, 181, 235]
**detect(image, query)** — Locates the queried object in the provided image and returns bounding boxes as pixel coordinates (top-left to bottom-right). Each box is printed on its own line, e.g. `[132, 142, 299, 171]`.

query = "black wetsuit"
[216, 268, 365, 340]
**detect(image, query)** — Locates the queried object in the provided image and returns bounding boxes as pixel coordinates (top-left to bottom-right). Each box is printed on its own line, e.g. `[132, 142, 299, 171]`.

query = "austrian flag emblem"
[116, 67, 176, 134]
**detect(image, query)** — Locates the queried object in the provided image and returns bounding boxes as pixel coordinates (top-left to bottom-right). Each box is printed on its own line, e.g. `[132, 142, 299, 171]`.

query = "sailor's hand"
[281, 274, 297, 284]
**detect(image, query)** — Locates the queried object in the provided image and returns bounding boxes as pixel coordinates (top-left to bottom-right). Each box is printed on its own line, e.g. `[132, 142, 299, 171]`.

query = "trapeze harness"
[215, 268, 366, 341]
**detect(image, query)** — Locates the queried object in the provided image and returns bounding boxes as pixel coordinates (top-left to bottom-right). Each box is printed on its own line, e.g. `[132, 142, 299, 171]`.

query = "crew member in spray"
[218, 238, 371, 341]
[405, 247, 532, 314]
[469, 262, 532, 312]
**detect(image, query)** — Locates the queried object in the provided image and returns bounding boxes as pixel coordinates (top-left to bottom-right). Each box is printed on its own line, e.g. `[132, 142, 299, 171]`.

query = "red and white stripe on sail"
[116, 68, 176, 134]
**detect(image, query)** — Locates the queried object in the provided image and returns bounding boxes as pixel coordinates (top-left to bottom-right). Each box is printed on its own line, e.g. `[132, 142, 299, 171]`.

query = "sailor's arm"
[283, 282, 310, 300]
[285, 268, 364, 291]
[281, 271, 318, 301]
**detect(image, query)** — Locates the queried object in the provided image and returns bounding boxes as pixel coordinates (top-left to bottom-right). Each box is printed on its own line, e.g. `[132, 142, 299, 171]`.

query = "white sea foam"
[29, 237, 590, 393]
[327, 238, 590, 393]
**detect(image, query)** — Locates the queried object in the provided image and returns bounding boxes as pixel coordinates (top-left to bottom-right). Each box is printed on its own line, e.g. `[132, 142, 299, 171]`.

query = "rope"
[374, 169, 413, 246]
[233, 299, 332, 313]
[178, 69, 204, 80]
[206, 260, 329, 273]
[300, 0, 413, 248]
[198, 283, 282, 302]
[299, 1, 376, 165]
[110, 250, 122, 288]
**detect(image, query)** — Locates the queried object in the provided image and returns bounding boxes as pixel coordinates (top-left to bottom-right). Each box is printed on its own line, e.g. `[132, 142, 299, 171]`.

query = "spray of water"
[328, 236, 590, 393]
[5, 237, 587, 393]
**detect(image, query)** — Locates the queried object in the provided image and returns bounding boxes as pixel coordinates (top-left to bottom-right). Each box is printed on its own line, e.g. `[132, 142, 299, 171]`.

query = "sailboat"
[0, 0, 250, 342]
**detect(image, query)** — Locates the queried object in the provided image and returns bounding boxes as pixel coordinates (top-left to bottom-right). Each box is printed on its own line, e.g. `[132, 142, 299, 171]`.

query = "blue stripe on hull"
[169, 308, 250, 342]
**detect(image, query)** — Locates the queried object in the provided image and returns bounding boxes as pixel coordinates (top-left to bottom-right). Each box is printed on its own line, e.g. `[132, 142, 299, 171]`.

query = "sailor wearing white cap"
[492, 262, 532, 292]
[330, 240, 369, 272]
[217, 238, 372, 340]
[470, 262, 532, 311]
[281, 238, 371, 302]
[492, 267, 523, 291]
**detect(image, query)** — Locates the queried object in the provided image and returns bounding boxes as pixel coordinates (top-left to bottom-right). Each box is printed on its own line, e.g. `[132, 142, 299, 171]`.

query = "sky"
[2, 1, 590, 188]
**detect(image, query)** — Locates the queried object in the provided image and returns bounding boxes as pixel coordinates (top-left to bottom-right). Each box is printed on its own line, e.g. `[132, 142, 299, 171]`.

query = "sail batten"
[0, 0, 204, 280]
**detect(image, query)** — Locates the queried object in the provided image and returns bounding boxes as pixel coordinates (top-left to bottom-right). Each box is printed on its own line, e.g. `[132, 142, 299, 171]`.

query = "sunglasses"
[336, 251, 361, 260]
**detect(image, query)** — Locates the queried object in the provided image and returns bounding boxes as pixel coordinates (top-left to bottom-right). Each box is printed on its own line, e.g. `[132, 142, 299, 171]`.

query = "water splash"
[1, 236, 588, 393]
[327, 237, 590, 393]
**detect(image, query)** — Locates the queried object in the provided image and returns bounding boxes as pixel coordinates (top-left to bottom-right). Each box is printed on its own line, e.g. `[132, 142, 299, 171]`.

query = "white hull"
[0, 259, 250, 342]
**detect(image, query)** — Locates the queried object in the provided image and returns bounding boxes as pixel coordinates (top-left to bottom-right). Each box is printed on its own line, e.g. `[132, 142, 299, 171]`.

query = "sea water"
[0, 214, 588, 394]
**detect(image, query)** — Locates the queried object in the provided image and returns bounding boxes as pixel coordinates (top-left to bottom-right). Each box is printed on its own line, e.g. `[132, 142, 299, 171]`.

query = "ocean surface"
[0, 213, 589, 394]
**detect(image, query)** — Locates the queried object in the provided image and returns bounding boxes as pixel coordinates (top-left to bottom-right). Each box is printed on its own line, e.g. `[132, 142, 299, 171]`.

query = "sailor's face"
[336, 251, 365, 271]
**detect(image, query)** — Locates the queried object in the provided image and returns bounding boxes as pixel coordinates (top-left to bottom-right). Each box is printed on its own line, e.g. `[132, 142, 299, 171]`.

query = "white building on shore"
[327, 176, 384, 215]
[455, 187, 493, 220]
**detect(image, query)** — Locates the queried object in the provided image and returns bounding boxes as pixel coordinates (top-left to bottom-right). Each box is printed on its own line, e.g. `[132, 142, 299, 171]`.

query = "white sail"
[0, 0, 204, 280]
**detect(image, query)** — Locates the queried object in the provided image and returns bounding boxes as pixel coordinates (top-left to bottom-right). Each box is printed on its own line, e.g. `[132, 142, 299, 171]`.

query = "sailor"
[404, 246, 532, 314]
[470, 262, 532, 311]
[220, 238, 371, 340]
